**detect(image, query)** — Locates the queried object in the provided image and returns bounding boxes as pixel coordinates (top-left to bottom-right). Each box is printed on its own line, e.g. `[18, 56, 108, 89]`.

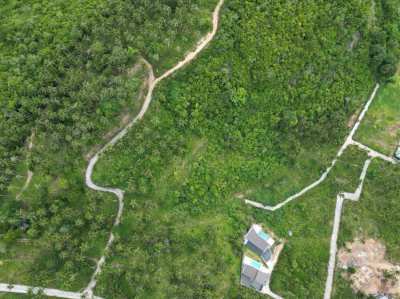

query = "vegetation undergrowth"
[92, 0, 399, 297]
[0, 0, 219, 290]
[0, 0, 399, 297]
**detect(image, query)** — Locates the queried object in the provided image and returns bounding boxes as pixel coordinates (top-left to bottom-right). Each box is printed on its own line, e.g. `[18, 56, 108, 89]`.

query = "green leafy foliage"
[0, 0, 218, 289]
[0, 0, 399, 297]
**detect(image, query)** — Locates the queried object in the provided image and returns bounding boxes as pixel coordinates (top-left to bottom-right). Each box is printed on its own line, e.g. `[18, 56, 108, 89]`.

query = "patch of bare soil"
[338, 239, 400, 297]
[348, 109, 361, 128]
[234, 188, 254, 200]
[388, 123, 400, 137]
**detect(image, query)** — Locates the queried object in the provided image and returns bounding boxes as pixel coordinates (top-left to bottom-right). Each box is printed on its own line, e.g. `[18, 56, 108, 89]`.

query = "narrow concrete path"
[0, 283, 102, 299]
[323, 194, 344, 299]
[350, 140, 397, 164]
[323, 158, 372, 299]
[16, 171, 33, 201]
[244, 84, 381, 211]
[83, 1, 225, 297]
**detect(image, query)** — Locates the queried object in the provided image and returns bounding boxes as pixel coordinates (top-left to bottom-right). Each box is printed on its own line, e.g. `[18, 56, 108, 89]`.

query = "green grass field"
[355, 75, 400, 156]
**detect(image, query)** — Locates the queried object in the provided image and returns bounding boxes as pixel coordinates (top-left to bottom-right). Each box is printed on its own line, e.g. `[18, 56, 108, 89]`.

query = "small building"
[244, 224, 275, 263]
[240, 255, 270, 291]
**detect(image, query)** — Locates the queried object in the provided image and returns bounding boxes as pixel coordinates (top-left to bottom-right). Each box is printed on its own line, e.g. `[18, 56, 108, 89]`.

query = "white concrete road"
[0, 283, 103, 299]
[323, 158, 372, 299]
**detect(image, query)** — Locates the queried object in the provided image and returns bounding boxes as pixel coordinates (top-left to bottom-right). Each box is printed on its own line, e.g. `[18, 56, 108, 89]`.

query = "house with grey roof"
[240, 255, 270, 291]
[244, 224, 275, 263]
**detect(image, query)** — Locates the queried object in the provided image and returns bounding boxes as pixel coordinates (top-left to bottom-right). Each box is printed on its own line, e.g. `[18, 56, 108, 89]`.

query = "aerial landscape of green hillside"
[1, 0, 399, 298]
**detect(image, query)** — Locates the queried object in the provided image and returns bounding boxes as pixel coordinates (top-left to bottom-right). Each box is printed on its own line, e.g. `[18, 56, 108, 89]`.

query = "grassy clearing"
[333, 158, 400, 298]
[355, 74, 400, 155]
[242, 143, 337, 206]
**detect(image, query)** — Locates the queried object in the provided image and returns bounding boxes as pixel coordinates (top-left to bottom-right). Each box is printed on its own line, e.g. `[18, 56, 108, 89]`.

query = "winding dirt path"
[0, 1, 224, 298]
[16, 132, 35, 200]
[83, 1, 224, 297]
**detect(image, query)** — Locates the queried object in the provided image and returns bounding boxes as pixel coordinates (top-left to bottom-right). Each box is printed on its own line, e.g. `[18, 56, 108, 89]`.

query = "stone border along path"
[0, 1, 224, 298]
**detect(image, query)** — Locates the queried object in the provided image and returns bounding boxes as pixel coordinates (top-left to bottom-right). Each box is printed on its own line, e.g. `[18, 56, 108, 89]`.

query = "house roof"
[261, 248, 272, 262]
[254, 269, 269, 286]
[242, 263, 258, 280]
[244, 224, 274, 255]
[241, 256, 270, 291]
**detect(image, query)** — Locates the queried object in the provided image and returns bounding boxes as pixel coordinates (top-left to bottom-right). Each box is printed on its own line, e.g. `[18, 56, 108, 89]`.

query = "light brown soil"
[338, 239, 400, 297]
[348, 109, 360, 128]
[388, 123, 400, 137]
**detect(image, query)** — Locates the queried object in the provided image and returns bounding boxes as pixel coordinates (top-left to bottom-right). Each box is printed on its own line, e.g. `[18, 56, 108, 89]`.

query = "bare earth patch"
[347, 109, 361, 128]
[338, 239, 400, 297]
[388, 123, 400, 137]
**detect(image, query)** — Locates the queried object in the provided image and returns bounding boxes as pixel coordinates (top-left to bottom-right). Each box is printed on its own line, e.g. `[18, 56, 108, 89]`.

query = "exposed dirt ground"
[388, 123, 400, 137]
[338, 239, 400, 297]
[347, 109, 360, 128]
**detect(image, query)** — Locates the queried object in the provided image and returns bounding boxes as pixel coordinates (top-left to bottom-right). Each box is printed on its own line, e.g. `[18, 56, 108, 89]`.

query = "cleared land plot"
[355, 75, 400, 156]
[333, 159, 400, 298]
